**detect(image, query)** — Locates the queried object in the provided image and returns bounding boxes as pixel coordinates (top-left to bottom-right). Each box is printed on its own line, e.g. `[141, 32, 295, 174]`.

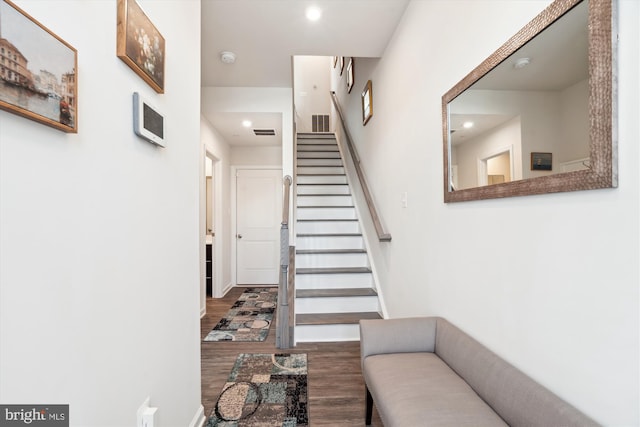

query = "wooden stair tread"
[297, 173, 346, 176]
[296, 219, 358, 222]
[296, 183, 349, 186]
[296, 288, 377, 298]
[298, 193, 352, 197]
[297, 205, 354, 209]
[296, 267, 371, 275]
[296, 232, 362, 237]
[296, 312, 382, 325]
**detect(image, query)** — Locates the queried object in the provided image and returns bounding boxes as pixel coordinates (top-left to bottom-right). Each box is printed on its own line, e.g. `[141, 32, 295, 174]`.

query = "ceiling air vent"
[253, 129, 276, 136]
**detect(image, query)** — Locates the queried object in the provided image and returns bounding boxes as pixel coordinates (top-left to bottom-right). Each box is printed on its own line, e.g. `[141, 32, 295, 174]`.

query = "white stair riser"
[297, 195, 352, 206]
[295, 296, 379, 314]
[295, 273, 373, 289]
[296, 207, 356, 220]
[297, 184, 350, 195]
[297, 145, 339, 152]
[296, 221, 360, 234]
[297, 152, 341, 159]
[297, 175, 347, 185]
[296, 235, 364, 250]
[297, 158, 343, 167]
[297, 166, 345, 175]
[295, 324, 360, 343]
[298, 138, 336, 144]
[296, 175, 347, 185]
[296, 253, 369, 269]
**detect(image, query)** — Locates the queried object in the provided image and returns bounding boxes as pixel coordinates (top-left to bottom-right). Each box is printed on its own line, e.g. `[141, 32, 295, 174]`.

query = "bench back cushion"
[434, 318, 599, 427]
[360, 317, 437, 362]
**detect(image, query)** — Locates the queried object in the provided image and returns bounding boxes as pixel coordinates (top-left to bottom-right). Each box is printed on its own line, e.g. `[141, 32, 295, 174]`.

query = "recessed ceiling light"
[463, 121, 474, 129]
[242, 120, 252, 128]
[306, 6, 322, 21]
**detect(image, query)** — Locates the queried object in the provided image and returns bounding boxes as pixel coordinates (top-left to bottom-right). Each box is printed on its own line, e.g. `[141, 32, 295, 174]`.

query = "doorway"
[203, 150, 223, 306]
[234, 168, 282, 285]
[477, 146, 514, 187]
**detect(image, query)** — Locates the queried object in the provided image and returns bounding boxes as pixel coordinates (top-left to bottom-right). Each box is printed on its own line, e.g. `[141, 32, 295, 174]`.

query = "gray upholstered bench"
[360, 317, 599, 427]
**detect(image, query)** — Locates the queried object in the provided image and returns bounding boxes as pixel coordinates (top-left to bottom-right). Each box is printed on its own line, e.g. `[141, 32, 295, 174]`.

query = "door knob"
[237, 234, 243, 239]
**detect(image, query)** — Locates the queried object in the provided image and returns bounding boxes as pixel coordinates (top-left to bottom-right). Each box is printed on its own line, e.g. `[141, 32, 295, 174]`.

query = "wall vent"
[253, 129, 276, 136]
[312, 115, 329, 133]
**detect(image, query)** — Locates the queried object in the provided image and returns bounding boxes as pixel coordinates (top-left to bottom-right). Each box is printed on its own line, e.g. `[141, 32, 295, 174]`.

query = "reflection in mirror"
[450, 1, 588, 191]
[443, 0, 617, 202]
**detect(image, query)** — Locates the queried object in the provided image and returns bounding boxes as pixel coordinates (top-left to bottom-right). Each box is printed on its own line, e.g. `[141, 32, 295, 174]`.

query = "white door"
[236, 169, 282, 284]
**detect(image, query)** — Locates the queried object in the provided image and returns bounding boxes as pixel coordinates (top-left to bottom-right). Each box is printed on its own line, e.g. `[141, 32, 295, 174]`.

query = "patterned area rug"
[204, 287, 277, 342]
[207, 353, 308, 426]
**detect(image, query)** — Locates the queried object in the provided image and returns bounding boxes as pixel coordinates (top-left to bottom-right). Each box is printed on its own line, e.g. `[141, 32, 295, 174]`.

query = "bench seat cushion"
[363, 352, 508, 427]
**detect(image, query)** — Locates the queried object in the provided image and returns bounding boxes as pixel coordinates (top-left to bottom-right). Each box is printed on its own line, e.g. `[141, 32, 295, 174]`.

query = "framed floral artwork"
[117, 0, 165, 93]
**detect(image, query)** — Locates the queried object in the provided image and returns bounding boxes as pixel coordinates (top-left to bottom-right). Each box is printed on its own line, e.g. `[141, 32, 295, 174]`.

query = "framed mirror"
[443, 0, 617, 202]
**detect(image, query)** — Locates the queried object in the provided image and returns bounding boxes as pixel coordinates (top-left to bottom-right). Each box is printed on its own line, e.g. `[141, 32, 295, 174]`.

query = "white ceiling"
[200, 0, 410, 146]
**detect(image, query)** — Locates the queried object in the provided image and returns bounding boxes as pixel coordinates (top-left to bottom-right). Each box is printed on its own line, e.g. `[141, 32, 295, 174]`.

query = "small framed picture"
[0, 0, 78, 132]
[346, 58, 354, 93]
[117, 0, 165, 93]
[531, 152, 552, 171]
[339, 56, 345, 76]
[362, 80, 373, 125]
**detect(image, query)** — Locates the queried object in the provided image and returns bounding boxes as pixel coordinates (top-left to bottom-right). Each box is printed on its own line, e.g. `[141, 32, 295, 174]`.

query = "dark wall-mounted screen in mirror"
[443, 0, 617, 202]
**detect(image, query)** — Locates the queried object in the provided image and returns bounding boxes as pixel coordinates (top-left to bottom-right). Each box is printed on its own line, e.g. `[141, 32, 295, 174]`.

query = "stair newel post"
[277, 175, 293, 349]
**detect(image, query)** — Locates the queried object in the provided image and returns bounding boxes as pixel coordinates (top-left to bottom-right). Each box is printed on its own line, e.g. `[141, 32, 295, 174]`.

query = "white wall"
[0, 1, 203, 426]
[558, 79, 590, 162]
[201, 87, 294, 178]
[293, 56, 332, 132]
[231, 146, 283, 166]
[200, 117, 232, 300]
[332, 1, 639, 425]
[454, 116, 521, 189]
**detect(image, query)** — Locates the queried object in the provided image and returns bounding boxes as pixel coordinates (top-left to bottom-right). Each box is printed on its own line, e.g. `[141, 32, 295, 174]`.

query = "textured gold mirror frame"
[442, 0, 617, 203]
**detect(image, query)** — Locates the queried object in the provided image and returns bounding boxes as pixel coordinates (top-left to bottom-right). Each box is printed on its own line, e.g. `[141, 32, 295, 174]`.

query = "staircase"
[294, 132, 382, 342]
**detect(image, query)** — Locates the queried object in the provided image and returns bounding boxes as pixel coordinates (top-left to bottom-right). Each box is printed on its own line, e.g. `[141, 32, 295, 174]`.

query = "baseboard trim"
[200, 305, 206, 319]
[189, 404, 206, 427]
[222, 281, 234, 296]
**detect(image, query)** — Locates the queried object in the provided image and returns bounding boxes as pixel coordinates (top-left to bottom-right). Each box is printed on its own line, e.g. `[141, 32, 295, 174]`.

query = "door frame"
[201, 150, 224, 313]
[476, 145, 514, 187]
[230, 165, 283, 286]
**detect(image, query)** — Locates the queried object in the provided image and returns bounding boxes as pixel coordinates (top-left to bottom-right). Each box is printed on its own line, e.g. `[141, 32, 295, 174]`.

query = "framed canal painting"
[117, 0, 165, 93]
[0, 0, 78, 133]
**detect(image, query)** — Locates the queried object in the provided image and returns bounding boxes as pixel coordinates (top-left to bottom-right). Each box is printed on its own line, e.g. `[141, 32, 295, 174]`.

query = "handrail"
[330, 91, 391, 242]
[276, 175, 293, 349]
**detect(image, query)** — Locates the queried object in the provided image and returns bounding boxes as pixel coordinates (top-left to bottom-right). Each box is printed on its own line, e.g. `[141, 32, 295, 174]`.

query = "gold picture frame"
[362, 80, 373, 125]
[117, 0, 165, 93]
[0, 0, 78, 133]
[346, 57, 354, 94]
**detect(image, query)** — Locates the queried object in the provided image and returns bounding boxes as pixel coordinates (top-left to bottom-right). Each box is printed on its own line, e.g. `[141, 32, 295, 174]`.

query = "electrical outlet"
[136, 397, 150, 427]
[401, 192, 408, 208]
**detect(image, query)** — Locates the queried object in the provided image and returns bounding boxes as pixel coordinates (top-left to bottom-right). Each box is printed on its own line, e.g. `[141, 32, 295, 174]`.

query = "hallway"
[200, 287, 383, 426]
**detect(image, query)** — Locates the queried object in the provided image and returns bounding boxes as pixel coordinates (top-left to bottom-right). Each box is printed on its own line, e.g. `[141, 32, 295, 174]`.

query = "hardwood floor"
[200, 286, 384, 426]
